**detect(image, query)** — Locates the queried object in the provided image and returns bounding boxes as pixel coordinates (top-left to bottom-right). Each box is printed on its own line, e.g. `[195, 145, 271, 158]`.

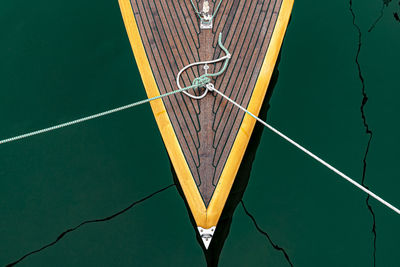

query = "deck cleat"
[200, 1, 213, 29]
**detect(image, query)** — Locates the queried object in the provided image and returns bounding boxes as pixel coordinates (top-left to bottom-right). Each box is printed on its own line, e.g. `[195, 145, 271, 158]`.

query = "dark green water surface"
[1, 0, 399, 266]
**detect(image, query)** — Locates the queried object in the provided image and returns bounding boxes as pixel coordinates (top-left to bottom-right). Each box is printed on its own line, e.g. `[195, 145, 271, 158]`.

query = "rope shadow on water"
[349, 1, 377, 266]
[368, 0, 392, 32]
[5, 184, 175, 267]
[240, 200, 294, 267]
[368, 0, 400, 31]
[171, 54, 283, 266]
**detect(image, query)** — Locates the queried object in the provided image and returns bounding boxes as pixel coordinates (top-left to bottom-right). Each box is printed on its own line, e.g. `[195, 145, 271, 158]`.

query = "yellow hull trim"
[118, 0, 294, 229]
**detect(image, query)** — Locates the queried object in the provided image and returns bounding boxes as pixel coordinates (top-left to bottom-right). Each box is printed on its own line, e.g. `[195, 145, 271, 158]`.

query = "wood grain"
[129, 0, 282, 206]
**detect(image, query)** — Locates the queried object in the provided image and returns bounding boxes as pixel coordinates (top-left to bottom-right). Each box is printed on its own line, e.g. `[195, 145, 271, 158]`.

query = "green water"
[1, 0, 399, 266]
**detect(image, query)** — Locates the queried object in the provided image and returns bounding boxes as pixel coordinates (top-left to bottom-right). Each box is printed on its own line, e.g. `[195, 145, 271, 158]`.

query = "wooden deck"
[119, 0, 293, 230]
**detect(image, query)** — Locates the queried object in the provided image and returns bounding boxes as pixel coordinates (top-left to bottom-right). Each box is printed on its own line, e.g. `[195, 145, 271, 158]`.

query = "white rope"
[205, 83, 400, 215]
[0, 86, 193, 146]
[1, 81, 398, 216]
[176, 54, 230, 99]
[176, 32, 231, 100]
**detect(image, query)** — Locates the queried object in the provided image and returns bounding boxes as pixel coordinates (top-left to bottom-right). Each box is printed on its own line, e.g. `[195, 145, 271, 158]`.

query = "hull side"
[119, 0, 294, 229]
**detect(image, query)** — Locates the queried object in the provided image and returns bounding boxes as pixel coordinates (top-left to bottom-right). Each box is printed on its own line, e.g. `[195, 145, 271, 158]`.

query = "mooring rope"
[204, 84, 400, 215]
[0, 86, 199, 146]
[0, 33, 230, 147]
[176, 32, 231, 99]
[2, 82, 399, 215]
[1, 47, 398, 216]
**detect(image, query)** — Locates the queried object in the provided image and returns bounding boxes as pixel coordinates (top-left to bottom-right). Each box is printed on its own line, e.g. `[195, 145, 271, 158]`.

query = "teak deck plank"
[119, 0, 294, 230]
[130, 0, 282, 205]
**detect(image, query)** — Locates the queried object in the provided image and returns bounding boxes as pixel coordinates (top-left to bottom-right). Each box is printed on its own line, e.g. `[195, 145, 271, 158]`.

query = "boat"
[118, 0, 294, 252]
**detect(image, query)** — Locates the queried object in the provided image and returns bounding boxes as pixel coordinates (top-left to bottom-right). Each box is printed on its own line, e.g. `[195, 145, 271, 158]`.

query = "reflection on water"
[172, 58, 291, 266]
[1, 0, 400, 266]
[349, 1, 377, 266]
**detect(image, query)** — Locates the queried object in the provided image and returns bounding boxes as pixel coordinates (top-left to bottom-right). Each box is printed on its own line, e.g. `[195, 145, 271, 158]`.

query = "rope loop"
[176, 33, 230, 100]
[205, 83, 215, 92]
